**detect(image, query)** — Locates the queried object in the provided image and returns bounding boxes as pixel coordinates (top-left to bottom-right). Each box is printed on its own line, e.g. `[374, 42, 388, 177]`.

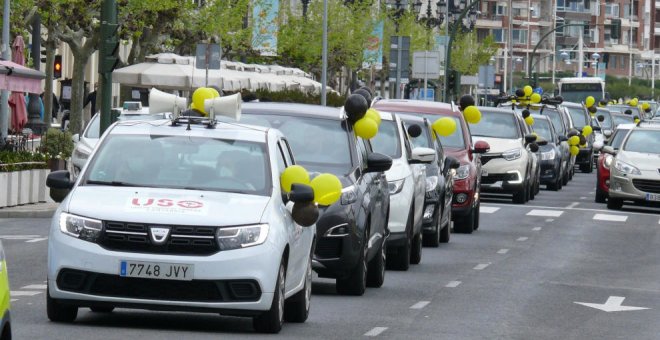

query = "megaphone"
[149, 88, 187, 117]
[204, 93, 242, 122]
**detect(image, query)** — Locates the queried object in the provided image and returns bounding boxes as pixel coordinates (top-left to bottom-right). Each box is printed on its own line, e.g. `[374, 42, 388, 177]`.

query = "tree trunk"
[68, 51, 89, 135]
[43, 38, 57, 128]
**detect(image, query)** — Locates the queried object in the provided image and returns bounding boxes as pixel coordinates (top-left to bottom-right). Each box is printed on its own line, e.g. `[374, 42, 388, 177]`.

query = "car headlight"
[604, 154, 613, 168]
[388, 179, 405, 195]
[425, 176, 438, 192]
[341, 185, 357, 205]
[73, 147, 90, 161]
[216, 224, 269, 251]
[502, 148, 522, 161]
[541, 149, 556, 161]
[455, 164, 470, 180]
[613, 159, 641, 175]
[59, 212, 103, 242]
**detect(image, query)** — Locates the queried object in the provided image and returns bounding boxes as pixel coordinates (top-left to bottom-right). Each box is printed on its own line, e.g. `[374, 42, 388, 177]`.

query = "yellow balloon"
[464, 106, 482, 124]
[580, 143, 587, 148]
[190, 102, 197, 110]
[530, 93, 541, 104]
[523, 85, 533, 97]
[209, 88, 220, 98]
[569, 145, 579, 156]
[525, 116, 534, 126]
[585, 96, 595, 108]
[365, 108, 381, 125]
[280, 165, 310, 193]
[192, 87, 215, 115]
[582, 125, 593, 136]
[354, 117, 378, 139]
[311, 173, 342, 206]
[568, 135, 580, 146]
[630, 98, 639, 107]
[432, 117, 457, 137]
[634, 118, 640, 124]
[642, 102, 650, 111]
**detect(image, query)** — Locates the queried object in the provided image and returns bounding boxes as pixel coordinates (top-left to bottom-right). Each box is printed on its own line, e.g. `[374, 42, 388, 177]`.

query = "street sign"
[574, 296, 650, 312]
[477, 65, 495, 88]
[389, 36, 410, 84]
[195, 43, 221, 70]
[412, 51, 441, 79]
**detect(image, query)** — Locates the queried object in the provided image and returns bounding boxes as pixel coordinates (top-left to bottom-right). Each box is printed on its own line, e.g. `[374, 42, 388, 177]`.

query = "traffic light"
[99, 23, 120, 73]
[447, 70, 456, 95]
[53, 55, 62, 79]
[611, 19, 621, 40]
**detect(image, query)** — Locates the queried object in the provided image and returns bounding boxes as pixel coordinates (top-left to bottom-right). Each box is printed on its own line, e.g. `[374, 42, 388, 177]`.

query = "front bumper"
[539, 159, 560, 184]
[479, 157, 527, 194]
[312, 206, 363, 279]
[608, 171, 660, 205]
[576, 148, 593, 165]
[451, 178, 475, 218]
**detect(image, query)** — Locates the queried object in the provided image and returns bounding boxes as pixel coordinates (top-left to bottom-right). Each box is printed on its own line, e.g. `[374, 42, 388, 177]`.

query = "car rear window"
[622, 130, 660, 154]
[469, 111, 520, 139]
[566, 107, 589, 128]
[596, 109, 613, 129]
[612, 115, 634, 127]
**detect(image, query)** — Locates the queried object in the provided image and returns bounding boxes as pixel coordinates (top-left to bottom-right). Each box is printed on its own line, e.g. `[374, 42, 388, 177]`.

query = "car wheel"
[607, 197, 623, 210]
[529, 182, 536, 200]
[423, 206, 440, 247]
[47, 287, 78, 323]
[336, 231, 368, 296]
[440, 207, 452, 242]
[595, 187, 607, 203]
[89, 306, 114, 313]
[569, 168, 574, 180]
[284, 252, 312, 322]
[454, 206, 475, 234]
[512, 182, 527, 204]
[410, 232, 422, 265]
[472, 201, 480, 231]
[366, 239, 386, 288]
[253, 262, 285, 333]
[562, 169, 569, 185]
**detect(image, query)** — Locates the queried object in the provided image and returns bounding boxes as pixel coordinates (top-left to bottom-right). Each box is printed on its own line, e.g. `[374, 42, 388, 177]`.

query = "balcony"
[476, 18, 503, 28]
[655, 27, 660, 36]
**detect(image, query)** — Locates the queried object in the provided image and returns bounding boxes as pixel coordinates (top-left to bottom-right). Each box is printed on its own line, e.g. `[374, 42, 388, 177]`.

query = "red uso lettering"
[177, 200, 204, 209]
[157, 199, 174, 207]
[132, 198, 154, 206]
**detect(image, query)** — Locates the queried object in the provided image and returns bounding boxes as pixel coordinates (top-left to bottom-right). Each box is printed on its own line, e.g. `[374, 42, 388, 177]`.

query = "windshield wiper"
[86, 180, 145, 187]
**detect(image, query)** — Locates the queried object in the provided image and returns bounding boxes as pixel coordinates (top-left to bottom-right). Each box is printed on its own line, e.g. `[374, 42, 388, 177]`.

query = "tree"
[450, 32, 498, 75]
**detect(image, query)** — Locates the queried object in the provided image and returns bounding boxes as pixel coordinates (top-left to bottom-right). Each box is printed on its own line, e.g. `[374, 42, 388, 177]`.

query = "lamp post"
[413, 0, 445, 49]
[301, 0, 311, 19]
[387, 0, 408, 99]
[443, 0, 480, 102]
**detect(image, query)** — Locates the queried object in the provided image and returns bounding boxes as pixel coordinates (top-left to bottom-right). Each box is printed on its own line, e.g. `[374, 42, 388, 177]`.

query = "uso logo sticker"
[128, 197, 207, 215]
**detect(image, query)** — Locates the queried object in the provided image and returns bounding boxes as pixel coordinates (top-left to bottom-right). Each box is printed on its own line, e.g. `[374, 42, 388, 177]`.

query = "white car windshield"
[470, 111, 520, 139]
[370, 120, 403, 159]
[622, 130, 660, 154]
[84, 135, 271, 196]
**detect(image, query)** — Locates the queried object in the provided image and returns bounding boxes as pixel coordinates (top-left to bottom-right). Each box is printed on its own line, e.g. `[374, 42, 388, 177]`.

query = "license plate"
[646, 193, 660, 202]
[120, 260, 193, 281]
[481, 169, 488, 177]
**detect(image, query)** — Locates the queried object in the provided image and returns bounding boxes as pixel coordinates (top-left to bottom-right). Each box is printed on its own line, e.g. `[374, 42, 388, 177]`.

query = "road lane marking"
[545, 218, 555, 222]
[10, 299, 17, 302]
[593, 214, 628, 222]
[10, 291, 41, 296]
[410, 301, 430, 309]
[580, 197, 587, 200]
[0, 235, 42, 240]
[21, 284, 47, 290]
[445, 281, 462, 287]
[497, 249, 509, 254]
[589, 192, 595, 195]
[473, 263, 490, 270]
[25, 237, 48, 243]
[527, 209, 563, 217]
[480, 207, 500, 214]
[364, 327, 388, 336]
[483, 203, 659, 218]
[517, 237, 528, 241]
[658, 219, 660, 224]
[565, 202, 580, 209]
[533, 227, 542, 231]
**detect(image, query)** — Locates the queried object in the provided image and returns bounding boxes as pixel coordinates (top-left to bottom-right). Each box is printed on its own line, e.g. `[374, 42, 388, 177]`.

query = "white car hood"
[385, 157, 411, 181]
[66, 186, 269, 226]
[472, 136, 522, 153]
[618, 151, 660, 171]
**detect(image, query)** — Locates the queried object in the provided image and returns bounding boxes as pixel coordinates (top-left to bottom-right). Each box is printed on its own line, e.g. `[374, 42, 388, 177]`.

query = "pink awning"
[0, 59, 45, 94]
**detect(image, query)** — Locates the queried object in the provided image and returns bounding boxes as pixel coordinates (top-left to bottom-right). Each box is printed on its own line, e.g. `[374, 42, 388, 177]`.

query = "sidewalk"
[0, 202, 59, 218]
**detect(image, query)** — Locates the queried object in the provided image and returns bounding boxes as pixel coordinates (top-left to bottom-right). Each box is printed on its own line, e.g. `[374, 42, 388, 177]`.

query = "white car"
[370, 112, 434, 271]
[46, 115, 316, 333]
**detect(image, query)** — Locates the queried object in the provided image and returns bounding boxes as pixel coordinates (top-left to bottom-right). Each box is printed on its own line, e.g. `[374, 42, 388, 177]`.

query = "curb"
[0, 206, 58, 219]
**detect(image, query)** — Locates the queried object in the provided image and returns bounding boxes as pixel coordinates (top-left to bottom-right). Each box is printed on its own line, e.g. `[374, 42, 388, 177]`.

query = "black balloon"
[344, 94, 368, 121]
[624, 109, 632, 115]
[353, 89, 372, 107]
[359, 86, 373, 96]
[597, 115, 605, 122]
[529, 143, 539, 152]
[522, 109, 531, 118]
[634, 115, 639, 120]
[407, 124, 422, 138]
[459, 95, 475, 110]
[579, 134, 587, 145]
[292, 202, 319, 227]
[645, 108, 652, 113]
[599, 100, 608, 106]
[588, 106, 597, 113]
[515, 89, 525, 98]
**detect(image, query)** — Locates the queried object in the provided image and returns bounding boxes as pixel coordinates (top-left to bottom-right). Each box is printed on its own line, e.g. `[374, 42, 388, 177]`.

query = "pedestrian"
[40, 91, 60, 123]
[84, 83, 98, 116]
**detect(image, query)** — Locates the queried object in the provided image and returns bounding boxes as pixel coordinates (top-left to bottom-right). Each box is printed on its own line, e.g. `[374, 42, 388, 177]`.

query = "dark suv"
[242, 103, 392, 296]
[562, 102, 595, 173]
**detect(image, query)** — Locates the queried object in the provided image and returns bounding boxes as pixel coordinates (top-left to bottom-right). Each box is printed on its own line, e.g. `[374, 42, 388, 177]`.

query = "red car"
[372, 99, 489, 234]
[595, 124, 635, 203]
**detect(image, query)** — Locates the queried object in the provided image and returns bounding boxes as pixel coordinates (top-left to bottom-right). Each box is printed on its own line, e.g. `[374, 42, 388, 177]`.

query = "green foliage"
[0, 151, 48, 172]
[39, 128, 74, 160]
[451, 32, 498, 75]
[248, 89, 346, 107]
[604, 76, 659, 101]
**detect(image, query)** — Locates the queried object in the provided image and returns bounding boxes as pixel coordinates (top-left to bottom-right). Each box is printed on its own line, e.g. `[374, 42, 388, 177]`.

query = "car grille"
[56, 269, 261, 302]
[99, 221, 219, 256]
[481, 173, 517, 185]
[314, 237, 343, 259]
[481, 154, 502, 165]
[632, 179, 660, 194]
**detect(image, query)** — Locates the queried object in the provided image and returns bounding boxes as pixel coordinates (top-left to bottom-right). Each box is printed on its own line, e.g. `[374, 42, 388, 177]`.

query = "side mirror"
[289, 183, 315, 204]
[558, 135, 568, 142]
[365, 152, 393, 173]
[524, 134, 537, 144]
[593, 141, 604, 151]
[409, 147, 436, 164]
[46, 170, 74, 202]
[443, 156, 460, 174]
[472, 140, 490, 154]
[601, 146, 617, 155]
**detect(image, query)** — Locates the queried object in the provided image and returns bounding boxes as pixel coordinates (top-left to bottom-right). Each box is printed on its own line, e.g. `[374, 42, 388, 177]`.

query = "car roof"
[560, 101, 583, 108]
[614, 123, 636, 130]
[242, 102, 342, 120]
[635, 121, 660, 129]
[110, 118, 270, 143]
[479, 106, 519, 114]
[372, 99, 458, 115]
[531, 114, 551, 122]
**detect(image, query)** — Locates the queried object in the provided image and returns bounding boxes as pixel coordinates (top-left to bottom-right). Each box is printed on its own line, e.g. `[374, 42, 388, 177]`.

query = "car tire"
[569, 167, 574, 180]
[366, 239, 386, 288]
[423, 206, 440, 248]
[472, 202, 480, 231]
[47, 287, 78, 323]
[562, 170, 569, 186]
[607, 197, 623, 210]
[440, 207, 452, 242]
[410, 232, 422, 265]
[529, 182, 536, 200]
[89, 306, 114, 313]
[454, 206, 475, 234]
[595, 187, 607, 203]
[336, 231, 368, 296]
[284, 252, 312, 323]
[253, 262, 285, 333]
[512, 183, 527, 204]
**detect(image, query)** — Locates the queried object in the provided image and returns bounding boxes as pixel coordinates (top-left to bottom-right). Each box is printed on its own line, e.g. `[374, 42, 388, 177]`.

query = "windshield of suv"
[371, 120, 403, 159]
[85, 135, 271, 196]
[609, 128, 631, 149]
[241, 114, 353, 175]
[470, 111, 520, 139]
[612, 114, 634, 127]
[596, 109, 613, 129]
[533, 119, 554, 142]
[566, 107, 589, 128]
[622, 130, 660, 154]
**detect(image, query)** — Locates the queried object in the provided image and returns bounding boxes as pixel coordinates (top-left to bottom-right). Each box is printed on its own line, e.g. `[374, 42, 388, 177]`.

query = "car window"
[533, 119, 554, 141]
[355, 137, 369, 167]
[416, 113, 466, 148]
[371, 120, 403, 158]
[276, 144, 287, 174]
[566, 107, 589, 128]
[596, 109, 613, 129]
[85, 135, 272, 196]
[539, 108, 566, 135]
[612, 115, 634, 127]
[469, 111, 520, 139]
[84, 114, 100, 138]
[622, 130, 660, 154]
[402, 119, 432, 149]
[609, 128, 631, 149]
[241, 114, 353, 176]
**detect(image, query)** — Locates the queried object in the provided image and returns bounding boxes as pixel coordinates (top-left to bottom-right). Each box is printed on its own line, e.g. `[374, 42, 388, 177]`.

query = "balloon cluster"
[641, 102, 652, 118]
[191, 87, 221, 115]
[281, 165, 342, 206]
[566, 124, 592, 156]
[626, 98, 639, 107]
[513, 85, 543, 107]
[344, 87, 381, 139]
[431, 94, 481, 138]
[584, 96, 598, 116]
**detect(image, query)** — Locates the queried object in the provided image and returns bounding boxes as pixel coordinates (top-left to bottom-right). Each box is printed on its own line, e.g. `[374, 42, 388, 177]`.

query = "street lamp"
[591, 52, 601, 77]
[413, 0, 445, 49]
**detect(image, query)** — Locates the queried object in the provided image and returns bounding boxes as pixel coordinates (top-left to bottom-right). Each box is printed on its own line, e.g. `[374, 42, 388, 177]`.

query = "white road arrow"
[574, 296, 651, 313]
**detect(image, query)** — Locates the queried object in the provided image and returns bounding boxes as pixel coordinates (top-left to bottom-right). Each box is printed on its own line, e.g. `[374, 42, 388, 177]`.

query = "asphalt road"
[1, 171, 659, 339]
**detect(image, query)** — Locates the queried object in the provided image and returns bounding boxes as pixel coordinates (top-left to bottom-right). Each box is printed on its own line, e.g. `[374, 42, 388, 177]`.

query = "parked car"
[611, 113, 635, 127]
[607, 104, 642, 120]
[593, 124, 636, 203]
[370, 111, 434, 270]
[46, 113, 317, 333]
[372, 100, 488, 234]
[531, 115, 568, 190]
[595, 107, 615, 142]
[472, 107, 539, 204]
[0, 241, 11, 340]
[603, 122, 660, 209]
[399, 114, 457, 247]
[242, 103, 392, 295]
[562, 101, 596, 173]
